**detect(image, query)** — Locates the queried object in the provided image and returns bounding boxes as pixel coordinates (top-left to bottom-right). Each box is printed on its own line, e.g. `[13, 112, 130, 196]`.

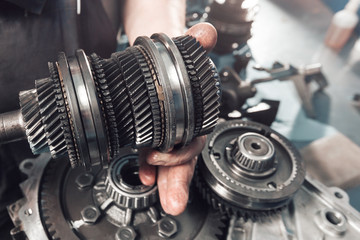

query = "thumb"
[185, 22, 217, 52]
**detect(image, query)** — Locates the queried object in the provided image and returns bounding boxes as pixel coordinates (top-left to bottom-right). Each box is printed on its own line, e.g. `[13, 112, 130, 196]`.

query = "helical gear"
[173, 35, 221, 136]
[19, 89, 48, 154]
[12, 33, 220, 169]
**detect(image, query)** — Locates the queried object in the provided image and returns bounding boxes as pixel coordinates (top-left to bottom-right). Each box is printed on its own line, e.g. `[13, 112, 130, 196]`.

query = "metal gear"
[35, 66, 69, 159]
[89, 53, 120, 159]
[19, 89, 48, 154]
[16, 152, 228, 240]
[0, 33, 221, 169]
[173, 35, 221, 136]
[110, 48, 160, 148]
[195, 120, 305, 220]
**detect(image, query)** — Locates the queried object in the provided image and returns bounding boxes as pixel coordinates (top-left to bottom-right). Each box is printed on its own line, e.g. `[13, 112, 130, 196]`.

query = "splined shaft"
[9, 33, 220, 169]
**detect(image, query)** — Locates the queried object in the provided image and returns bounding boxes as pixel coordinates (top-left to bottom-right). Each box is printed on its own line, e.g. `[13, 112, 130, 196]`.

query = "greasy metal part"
[104, 154, 158, 209]
[7, 152, 228, 240]
[7, 142, 360, 240]
[227, 178, 360, 239]
[152, 33, 195, 146]
[196, 120, 305, 220]
[0, 110, 26, 144]
[135, 33, 196, 150]
[231, 132, 276, 175]
[76, 50, 110, 168]
[0, 33, 220, 169]
[7, 154, 51, 240]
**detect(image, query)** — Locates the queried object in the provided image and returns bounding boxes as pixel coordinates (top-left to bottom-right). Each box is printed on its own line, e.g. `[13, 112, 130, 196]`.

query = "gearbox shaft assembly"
[0, 34, 220, 169]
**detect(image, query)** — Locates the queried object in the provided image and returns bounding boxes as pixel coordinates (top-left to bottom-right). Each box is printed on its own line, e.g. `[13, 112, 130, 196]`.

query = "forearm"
[122, 0, 186, 45]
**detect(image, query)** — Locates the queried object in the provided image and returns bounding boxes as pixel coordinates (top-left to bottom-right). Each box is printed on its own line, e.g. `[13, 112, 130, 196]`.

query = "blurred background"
[186, 0, 360, 210]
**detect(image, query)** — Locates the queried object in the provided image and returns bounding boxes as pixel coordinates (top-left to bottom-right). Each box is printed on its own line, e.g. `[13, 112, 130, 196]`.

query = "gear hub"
[195, 120, 305, 221]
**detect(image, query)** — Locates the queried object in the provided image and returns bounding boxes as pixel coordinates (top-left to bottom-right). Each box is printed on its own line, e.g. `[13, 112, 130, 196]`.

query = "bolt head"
[81, 205, 100, 224]
[115, 226, 137, 240]
[158, 217, 178, 238]
[75, 173, 94, 189]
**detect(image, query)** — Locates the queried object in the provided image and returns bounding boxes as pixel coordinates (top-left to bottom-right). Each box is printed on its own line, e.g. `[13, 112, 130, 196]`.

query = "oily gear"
[195, 120, 305, 221]
[16, 34, 220, 169]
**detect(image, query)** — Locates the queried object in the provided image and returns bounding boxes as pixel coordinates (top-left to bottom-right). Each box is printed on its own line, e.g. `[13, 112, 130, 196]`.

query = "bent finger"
[138, 149, 157, 186]
[146, 136, 206, 166]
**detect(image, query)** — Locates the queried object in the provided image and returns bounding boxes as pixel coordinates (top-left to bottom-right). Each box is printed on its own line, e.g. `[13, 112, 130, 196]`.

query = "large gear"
[195, 120, 305, 220]
[13, 152, 228, 240]
[173, 35, 221, 136]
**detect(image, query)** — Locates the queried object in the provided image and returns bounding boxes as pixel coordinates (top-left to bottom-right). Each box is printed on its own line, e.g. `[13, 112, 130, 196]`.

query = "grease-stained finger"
[157, 157, 198, 215]
[146, 136, 206, 166]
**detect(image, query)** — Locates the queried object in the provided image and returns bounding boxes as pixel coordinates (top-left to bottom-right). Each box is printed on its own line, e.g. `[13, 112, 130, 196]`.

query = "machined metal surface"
[0, 33, 220, 169]
[7, 151, 228, 240]
[0, 110, 26, 144]
[0, 33, 220, 170]
[196, 120, 305, 220]
[227, 178, 360, 239]
[7, 123, 360, 239]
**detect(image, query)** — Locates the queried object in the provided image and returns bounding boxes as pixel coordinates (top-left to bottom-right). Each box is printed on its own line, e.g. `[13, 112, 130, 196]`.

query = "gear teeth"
[103, 52, 134, 147]
[173, 35, 221, 136]
[50, 62, 79, 167]
[35, 73, 67, 159]
[130, 46, 161, 148]
[89, 54, 120, 158]
[111, 48, 158, 148]
[194, 166, 284, 222]
[136, 45, 163, 147]
[19, 89, 48, 154]
[39, 158, 68, 240]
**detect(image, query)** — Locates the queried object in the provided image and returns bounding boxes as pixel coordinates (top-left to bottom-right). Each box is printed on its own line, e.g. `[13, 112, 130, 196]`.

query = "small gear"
[56, 63, 81, 168]
[48, 61, 78, 166]
[35, 67, 68, 159]
[89, 53, 120, 158]
[104, 154, 158, 209]
[173, 35, 221, 136]
[19, 89, 48, 154]
[231, 132, 276, 173]
[195, 120, 305, 221]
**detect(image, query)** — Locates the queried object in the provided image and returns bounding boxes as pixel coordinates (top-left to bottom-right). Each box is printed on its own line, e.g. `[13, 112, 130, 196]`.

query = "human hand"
[138, 23, 217, 216]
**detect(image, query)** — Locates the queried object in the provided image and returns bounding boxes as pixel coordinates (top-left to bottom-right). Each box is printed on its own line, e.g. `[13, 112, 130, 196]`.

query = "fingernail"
[150, 160, 167, 165]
